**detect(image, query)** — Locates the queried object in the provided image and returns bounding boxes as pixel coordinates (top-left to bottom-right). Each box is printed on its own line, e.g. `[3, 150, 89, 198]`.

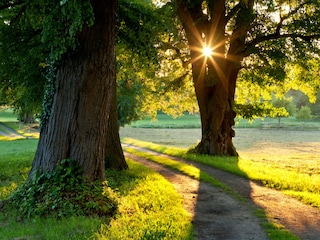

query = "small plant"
[7, 159, 118, 219]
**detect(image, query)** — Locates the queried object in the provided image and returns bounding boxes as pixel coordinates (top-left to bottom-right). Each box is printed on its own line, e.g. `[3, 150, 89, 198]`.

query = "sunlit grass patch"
[0, 136, 24, 141]
[0, 216, 102, 240]
[253, 209, 300, 240]
[1, 140, 193, 239]
[283, 190, 320, 208]
[238, 158, 320, 195]
[3, 122, 40, 139]
[0, 140, 35, 199]
[96, 160, 194, 240]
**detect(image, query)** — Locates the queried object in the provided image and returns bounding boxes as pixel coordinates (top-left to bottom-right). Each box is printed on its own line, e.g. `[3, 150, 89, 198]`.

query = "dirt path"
[0, 123, 24, 138]
[125, 152, 269, 240]
[123, 144, 320, 240]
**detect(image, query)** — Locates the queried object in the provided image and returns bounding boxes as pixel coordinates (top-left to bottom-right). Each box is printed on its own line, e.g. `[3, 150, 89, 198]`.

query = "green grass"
[0, 108, 18, 122]
[130, 113, 201, 128]
[97, 160, 193, 240]
[0, 139, 193, 240]
[122, 138, 320, 209]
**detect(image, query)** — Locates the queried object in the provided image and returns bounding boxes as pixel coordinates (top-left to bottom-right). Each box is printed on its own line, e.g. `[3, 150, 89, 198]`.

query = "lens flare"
[203, 46, 212, 57]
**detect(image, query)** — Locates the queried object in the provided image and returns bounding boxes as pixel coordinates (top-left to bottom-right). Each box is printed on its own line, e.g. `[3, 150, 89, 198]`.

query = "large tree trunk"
[29, 0, 127, 182]
[176, 0, 238, 156]
[193, 62, 238, 156]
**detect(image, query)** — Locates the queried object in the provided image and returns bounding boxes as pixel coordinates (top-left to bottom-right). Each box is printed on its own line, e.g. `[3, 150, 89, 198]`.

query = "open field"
[120, 127, 320, 175]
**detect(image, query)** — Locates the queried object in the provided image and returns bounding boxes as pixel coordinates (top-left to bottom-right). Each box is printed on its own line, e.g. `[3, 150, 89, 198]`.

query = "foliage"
[117, 0, 198, 121]
[295, 106, 312, 121]
[0, 5, 46, 122]
[285, 59, 320, 103]
[23, 0, 94, 61]
[272, 97, 296, 120]
[8, 159, 118, 219]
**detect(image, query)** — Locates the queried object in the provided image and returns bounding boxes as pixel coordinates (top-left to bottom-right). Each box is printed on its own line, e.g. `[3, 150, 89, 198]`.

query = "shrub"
[7, 159, 118, 219]
[295, 106, 312, 121]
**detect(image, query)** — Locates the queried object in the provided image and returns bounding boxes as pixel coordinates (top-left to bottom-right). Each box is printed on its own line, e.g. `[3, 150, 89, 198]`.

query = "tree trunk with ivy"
[29, 0, 128, 182]
[176, 0, 254, 156]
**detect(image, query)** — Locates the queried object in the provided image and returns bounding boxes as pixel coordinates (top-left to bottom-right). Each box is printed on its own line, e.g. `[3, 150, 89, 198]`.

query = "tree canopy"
[1, 0, 320, 158]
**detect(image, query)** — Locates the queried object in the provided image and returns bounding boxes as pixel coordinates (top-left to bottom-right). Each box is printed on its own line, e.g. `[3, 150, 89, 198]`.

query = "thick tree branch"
[244, 33, 320, 57]
[243, 1, 319, 57]
[275, 1, 310, 35]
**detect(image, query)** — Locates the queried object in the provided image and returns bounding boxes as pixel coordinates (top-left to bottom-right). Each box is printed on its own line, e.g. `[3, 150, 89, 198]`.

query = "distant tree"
[310, 92, 320, 119]
[296, 106, 312, 121]
[286, 90, 309, 109]
[271, 97, 296, 125]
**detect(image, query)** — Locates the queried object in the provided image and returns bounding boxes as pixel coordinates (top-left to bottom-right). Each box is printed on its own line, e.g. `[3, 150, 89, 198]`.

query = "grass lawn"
[0, 139, 193, 240]
[0, 108, 18, 122]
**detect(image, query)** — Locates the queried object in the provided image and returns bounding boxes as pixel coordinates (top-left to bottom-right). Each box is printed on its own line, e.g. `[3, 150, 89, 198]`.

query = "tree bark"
[29, 0, 127, 182]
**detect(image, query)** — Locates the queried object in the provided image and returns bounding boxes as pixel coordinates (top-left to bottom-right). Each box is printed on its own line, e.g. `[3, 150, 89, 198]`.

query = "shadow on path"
[124, 150, 269, 240]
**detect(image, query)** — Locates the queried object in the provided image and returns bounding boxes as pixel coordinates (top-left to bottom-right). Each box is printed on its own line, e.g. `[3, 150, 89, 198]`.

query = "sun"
[203, 46, 213, 57]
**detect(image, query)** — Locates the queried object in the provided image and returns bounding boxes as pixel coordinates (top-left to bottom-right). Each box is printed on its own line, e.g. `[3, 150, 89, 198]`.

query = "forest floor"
[123, 144, 320, 240]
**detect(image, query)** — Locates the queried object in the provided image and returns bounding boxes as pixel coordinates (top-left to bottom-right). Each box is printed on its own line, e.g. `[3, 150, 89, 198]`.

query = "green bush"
[7, 159, 118, 219]
[296, 106, 312, 121]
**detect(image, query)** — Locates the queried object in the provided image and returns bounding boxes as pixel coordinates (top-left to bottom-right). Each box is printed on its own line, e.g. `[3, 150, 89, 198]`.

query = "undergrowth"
[6, 159, 118, 219]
